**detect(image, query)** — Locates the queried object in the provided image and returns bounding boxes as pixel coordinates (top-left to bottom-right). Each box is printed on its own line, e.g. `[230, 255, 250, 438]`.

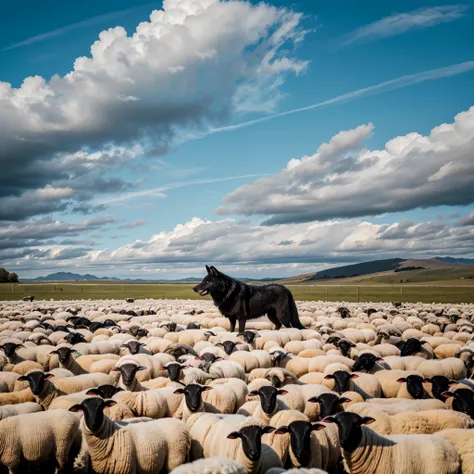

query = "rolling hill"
[276, 257, 474, 285]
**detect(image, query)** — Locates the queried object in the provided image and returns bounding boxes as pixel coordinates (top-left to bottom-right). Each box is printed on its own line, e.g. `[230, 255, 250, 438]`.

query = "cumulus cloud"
[0, 0, 307, 220]
[343, 5, 470, 46]
[218, 106, 474, 225]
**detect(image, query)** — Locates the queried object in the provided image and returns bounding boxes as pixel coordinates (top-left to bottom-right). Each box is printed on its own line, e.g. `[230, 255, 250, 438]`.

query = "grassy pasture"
[1, 282, 474, 303]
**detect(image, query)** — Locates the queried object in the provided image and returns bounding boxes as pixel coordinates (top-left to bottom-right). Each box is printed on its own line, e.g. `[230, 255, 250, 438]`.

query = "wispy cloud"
[2, 3, 155, 51]
[343, 5, 470, 46]
[118, 220, 148, 230]
[206, 60, 474, 135]
[98, 174, 268, 205]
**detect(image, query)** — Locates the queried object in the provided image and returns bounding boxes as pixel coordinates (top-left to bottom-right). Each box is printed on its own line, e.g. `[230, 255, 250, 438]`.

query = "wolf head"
[193, 265, 222, 297]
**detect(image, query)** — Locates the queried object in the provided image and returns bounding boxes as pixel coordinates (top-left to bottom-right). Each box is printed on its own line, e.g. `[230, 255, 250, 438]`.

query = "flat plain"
[1, 281, 474, 303]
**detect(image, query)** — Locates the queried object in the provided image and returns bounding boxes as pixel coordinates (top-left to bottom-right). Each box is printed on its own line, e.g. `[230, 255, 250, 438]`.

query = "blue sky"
[1, 0, 473, 279]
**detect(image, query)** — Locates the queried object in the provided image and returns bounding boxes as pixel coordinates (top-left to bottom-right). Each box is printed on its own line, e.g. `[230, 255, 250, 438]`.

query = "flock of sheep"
[0, 297, 473, 474]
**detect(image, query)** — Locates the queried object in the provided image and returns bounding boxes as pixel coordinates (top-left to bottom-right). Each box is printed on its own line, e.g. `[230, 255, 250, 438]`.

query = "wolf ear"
[205, 265, 211, 274]
[209, 266, 219, 276]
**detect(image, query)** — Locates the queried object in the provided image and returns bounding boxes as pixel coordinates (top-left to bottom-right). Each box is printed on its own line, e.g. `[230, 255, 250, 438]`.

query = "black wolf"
[193, 265, 305, 333]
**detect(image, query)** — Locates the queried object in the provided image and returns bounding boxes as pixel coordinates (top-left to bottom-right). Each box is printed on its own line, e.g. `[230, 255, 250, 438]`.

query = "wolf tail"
[288, 292, 305, 329]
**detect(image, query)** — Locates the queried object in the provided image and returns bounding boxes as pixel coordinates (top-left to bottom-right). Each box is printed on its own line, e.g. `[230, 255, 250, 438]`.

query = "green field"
[1, 282, 473, 303]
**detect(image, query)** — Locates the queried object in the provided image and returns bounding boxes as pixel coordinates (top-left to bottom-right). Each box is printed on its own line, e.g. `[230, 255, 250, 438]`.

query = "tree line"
[0, 268, 19, 283]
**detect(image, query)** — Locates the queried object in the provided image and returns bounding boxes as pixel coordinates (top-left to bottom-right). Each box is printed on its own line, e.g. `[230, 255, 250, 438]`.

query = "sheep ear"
[376, 357, 384, 361]
[339, 397, 352, 404]
[324, 375, 335, 380]
[423, 378, 431, 383]
[361, 417, 375, 425]
[214, 357, 224, 362]
[227, 432, 240, 439]
[441, 392, 454, 398]
[86, 389, 100, 396]
[136, 366, 146, 372]
[350, 374, 359, 379]
[447, 380, 458, 386]
[111, 367, 120, 372]
[262, 426, 275, 434]
[50, 350, 58, 354]
[44, 373, 55, 380]
[307, 396, 319, 403]
[174, 389, 185, 394]
[17, 375, 28, 382]
[397, 378, 407, 383]
[69, 404, 83, 412]
[274, 426, 289, 435]
[322, 416, 336, 423]
[248, 391, 259, 397]
[312, 423, 326, 431]
[201, 386, 213, 392]
[277, 390, 288, 396]
[104, 400, 117, 408]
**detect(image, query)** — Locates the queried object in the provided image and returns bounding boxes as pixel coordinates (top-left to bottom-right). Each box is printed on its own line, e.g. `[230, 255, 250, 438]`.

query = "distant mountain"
[307, 258, 406, 281]
[434, 257, 474, 265]
[25, 272, 120, 282]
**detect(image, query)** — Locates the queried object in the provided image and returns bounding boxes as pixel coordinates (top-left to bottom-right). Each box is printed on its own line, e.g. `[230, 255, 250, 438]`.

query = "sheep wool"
[0, 409, 81, 473]
[169, 457, 247, 474]
[81, 415, 190, 474]
[0, 402, 42, 420]
[367, 410, 474, 436]
[436, 429, 474, 474]
[342, 426, 460, 474]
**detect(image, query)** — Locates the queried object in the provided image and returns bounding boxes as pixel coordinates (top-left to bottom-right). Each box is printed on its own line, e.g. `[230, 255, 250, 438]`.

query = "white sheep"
[0, 409, 81, 473]
[71, 397, 191, 474]
[322, 412, 460, 474]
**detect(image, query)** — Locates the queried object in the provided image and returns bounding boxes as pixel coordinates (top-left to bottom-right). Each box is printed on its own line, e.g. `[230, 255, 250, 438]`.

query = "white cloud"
[0, 0, 307, 219]
[458, 211, 474, 226]
[218, 106, 474, 224]
[343, 5, 470, 46]
[5, 216, 474, 276]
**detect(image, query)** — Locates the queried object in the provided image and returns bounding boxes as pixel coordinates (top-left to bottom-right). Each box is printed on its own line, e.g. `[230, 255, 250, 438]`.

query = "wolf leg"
[228, 317, 237, 332]
[267, 308, 282, 330]
[238, 319, 246, 334]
